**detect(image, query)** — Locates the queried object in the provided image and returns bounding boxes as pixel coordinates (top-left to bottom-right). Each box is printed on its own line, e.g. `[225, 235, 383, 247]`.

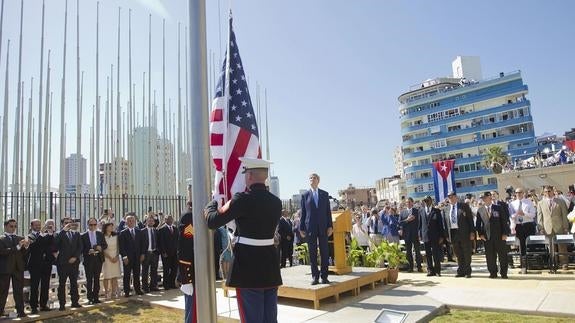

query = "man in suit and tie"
[81, 217, 108, 304]
[119, 214, 145, 297]
[26, 219, 55, 314]
[476, 192, 511, 279]
[157, 214, 178, 290]
[0, 219, 30, 318]
[54, 217, 83, 311]
[443, 191, 475, 278]
[299, 173, 333, 285]
[537, 186, 570, 271]
[419, 196, 445, 276]
[278, 210, 295, 268]
[400, 197, 423, 273]
[141, 214, 160, 292]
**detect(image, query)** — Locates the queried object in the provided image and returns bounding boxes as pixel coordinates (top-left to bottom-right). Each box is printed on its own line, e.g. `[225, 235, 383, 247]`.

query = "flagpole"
[75, 0, 81, 198]
[95, 1, 99, 196]
[59, 0, 68, 196]
[36, 0, 45, 194]
[0, 40, 9, 194]
[128, 8, 133, 195]
[189, 0, 216, 320]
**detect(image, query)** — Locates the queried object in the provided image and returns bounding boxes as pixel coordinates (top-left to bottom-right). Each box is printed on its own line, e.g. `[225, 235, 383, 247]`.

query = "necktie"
[487, 205, 491, 218]
[549, 199, 554, 212]
[150, 229, 156, 250]
[451, 204, 457, 224]
[169, 226, 173, 234]
[313, 190, 318, 207]
[518, 200, 523, 223]
[131, 229, 135, 239]
[67, 231, 72, 240]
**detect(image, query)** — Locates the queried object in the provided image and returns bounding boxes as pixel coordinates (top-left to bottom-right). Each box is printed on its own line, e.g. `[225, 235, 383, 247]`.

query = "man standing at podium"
[299, 173, 333, 285]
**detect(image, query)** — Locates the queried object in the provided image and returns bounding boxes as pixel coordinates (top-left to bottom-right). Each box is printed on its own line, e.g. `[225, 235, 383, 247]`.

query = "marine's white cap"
[239, 157, 272, 173]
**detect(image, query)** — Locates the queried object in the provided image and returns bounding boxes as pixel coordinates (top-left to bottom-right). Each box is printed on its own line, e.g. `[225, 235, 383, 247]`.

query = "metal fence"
[0, 192, 185, 235]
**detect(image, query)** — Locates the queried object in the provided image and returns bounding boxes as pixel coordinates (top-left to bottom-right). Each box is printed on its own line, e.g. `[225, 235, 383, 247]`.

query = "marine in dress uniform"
[205, 157, 283, 323]
[178, 202, 196, 323]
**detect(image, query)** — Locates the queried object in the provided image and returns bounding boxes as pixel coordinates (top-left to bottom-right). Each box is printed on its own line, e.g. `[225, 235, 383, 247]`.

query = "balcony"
[403, 115, 533, 146]
[404, 130, 535, 159]
[405, 168, 492, 186]
[405, 155, 484, 173]
[402, 100, 530, 134]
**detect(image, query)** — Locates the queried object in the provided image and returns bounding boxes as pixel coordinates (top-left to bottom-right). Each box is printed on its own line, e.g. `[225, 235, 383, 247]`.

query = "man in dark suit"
[54, 217, 83, 310]
[0, 219, 30, 318]
[26, 219, 55, 314]
[81, 217, 108, 304]
[299, 173, 333, 285]
[476, 192, 511, 279]
[419, 196, 446, 276]
[140, 215, 160, 292]
[119, 213, 145, 297]
[157, 214, 178, 290]
[278, 210, 295, 268]
[399, 197, 423, 272]
[443, 191, 475, 278]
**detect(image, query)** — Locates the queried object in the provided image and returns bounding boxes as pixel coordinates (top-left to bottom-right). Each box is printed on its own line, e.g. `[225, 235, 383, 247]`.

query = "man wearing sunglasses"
[0, 219, 30, 318]
[81, 217, 108, 304]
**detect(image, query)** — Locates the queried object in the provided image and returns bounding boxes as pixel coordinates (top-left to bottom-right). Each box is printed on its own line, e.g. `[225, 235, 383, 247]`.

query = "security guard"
[205, 157, 283, 323]
[178, 201, 196, 323]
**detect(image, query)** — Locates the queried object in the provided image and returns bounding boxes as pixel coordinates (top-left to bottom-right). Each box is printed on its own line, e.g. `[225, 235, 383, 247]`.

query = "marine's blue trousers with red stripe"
[184, 292, 197, 323]
[236, 287, 278, 323]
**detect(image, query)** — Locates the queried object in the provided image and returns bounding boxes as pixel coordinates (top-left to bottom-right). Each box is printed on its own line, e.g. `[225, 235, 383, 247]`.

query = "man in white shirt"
[508, 187, 537, 274]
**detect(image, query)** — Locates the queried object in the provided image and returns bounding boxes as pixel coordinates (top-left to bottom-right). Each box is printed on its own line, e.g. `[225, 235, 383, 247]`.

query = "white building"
[65, 153, 87, 193]
[269, 176, 280, 198]
[132, 127, 176, 196]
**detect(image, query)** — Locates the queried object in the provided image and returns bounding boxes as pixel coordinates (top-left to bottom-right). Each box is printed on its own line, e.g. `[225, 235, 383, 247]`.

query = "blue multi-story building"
[398, 57, 537, 199]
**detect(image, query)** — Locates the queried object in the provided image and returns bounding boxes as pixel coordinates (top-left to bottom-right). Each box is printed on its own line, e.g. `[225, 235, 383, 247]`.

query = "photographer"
[26, 219, 55, 313]
[54, 217, 83, 311]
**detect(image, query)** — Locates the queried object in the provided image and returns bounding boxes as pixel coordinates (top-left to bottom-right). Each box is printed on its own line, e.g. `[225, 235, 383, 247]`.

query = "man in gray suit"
[537, 186, 570, 271]
[443, 191, 475, 278]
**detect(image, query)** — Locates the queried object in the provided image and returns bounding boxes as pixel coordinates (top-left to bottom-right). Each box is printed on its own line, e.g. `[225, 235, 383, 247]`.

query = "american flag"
[210, 17, 261, 202]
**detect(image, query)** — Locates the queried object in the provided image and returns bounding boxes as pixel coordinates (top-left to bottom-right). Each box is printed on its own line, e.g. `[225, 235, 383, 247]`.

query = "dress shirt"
[509, 198, 536, 224]
[449, 203, 459, 229]
[147, 227, 156, 251]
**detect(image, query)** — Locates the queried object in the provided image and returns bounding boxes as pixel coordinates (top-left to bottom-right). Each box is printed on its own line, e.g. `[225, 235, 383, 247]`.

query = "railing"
[0, 192, 184, 235]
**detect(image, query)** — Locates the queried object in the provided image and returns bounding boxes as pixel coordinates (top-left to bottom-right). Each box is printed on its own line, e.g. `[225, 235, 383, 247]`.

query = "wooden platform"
[223, 266, 388, 309]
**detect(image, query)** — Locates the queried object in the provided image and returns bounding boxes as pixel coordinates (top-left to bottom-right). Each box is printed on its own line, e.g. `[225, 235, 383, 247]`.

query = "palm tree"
[483, 146, 509, 174]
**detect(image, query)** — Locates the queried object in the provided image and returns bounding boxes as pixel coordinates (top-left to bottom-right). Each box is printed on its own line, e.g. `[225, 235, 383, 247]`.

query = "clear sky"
[2, 0, 574, 200]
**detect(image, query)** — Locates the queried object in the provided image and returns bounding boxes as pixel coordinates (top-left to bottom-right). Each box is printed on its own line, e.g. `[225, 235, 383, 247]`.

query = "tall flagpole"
[148, 15, 152, 195]
[177, 22, 182, 196]
[90, 105, 94, 195]
[13, 0, 25, 193]
[0, 0, 5, 70]
[0, 40, 9, 193]
[26, 78, 33, 195]
[128, 8, 133, 195]
[95, 1, 100, 196]
[42, 51, 51, 194]
[116, 6, 121, 160]
[162, 19, 166, 140]
[75, 0, 81, 197]
[59, 0, 69, 196]
[189, 0, 216, 320]
[36, 0, 46, 194]
[47, 93, 53, 192]
[265, 89, 270, 161]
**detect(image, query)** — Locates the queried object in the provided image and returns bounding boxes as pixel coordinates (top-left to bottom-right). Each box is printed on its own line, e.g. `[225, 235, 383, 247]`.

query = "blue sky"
[2, 0, 574, 199]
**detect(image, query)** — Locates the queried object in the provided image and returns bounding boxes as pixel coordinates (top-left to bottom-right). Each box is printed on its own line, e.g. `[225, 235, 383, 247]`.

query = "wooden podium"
[329, 209, 352, 275]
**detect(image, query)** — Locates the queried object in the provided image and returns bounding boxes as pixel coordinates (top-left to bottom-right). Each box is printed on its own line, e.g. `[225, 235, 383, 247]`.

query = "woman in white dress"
[102, 222, 122, 299]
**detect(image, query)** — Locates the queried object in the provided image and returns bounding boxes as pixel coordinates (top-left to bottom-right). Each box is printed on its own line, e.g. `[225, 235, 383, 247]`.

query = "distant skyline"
[1, 1, 574, 200]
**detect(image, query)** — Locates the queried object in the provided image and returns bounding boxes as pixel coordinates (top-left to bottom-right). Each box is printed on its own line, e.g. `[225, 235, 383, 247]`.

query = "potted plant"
[364, 241, 387, 268]
[294, 243, 310, 265]
[382, 241, 407, 283]
[347, 238, 367, 267]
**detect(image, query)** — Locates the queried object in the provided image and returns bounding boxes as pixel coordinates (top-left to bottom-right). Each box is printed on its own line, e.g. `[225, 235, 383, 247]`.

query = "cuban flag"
[432, 159, 456, 202]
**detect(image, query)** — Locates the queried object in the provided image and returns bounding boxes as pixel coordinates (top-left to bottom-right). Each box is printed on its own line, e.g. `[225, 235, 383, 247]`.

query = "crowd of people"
[0, 208, 183, 318]
[348, 185, 575, 278]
